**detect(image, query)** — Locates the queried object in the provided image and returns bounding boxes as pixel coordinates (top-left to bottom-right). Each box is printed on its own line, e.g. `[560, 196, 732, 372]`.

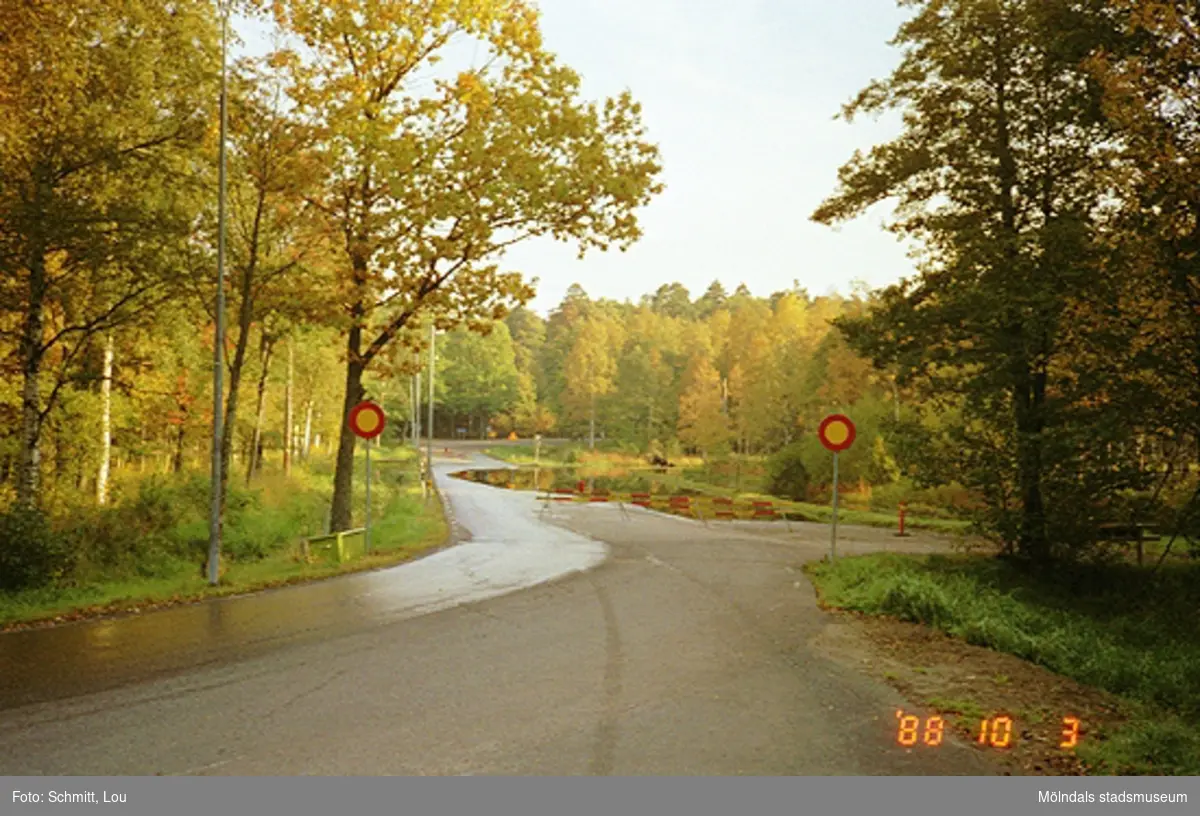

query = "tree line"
[431, 282, 882, 460]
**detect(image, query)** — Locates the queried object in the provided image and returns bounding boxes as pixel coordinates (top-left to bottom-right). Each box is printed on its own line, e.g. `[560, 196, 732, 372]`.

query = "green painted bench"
[302, 528, 366, 564]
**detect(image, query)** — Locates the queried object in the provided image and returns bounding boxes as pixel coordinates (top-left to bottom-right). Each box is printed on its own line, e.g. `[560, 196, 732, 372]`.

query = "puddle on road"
[449, 467, 699, 497]
[447, 467, 809, 522]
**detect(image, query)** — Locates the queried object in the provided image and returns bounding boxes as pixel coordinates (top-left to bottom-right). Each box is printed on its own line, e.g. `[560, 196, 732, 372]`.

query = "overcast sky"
[239, 1, 914, 315]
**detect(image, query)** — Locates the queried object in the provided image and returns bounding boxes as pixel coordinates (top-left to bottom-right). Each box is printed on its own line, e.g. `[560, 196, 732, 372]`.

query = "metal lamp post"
[426, 323, 436, 497]
[206, 2, 230, 587]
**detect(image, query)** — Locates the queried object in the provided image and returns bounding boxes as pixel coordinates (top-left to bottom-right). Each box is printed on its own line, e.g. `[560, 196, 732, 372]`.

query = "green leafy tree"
[438, 324, 521, 438]
[695, 280, 728, 318]
[813, 0, 1127, 562]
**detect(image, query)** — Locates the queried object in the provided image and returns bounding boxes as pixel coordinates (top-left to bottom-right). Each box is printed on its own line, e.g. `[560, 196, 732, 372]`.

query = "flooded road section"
[450, 465, 697, 496]
[0, 453, 607, 711]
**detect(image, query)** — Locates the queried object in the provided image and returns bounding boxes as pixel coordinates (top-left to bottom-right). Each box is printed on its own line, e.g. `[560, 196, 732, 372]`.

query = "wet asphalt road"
[0, 446, 997, 775]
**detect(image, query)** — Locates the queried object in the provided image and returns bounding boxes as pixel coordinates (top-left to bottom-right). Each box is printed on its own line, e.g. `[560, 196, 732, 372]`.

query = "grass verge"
[0, 452, 448, 631]
[804, 552, 1200, 775]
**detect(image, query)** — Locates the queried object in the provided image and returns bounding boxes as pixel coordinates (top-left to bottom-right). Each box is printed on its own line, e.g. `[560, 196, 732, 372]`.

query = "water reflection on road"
[0, 453, 607, 712]
[449, 465, 692, 497]
[0, 565, 384, 710]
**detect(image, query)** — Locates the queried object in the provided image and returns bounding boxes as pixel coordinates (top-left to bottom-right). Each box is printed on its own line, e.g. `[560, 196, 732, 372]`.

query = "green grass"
[805, 552, 1200, 775]
[0, 449, 447, 629]
[774, 500, 970, 534]
[483, 443, 656, 470]
[484, 444, 563, 465]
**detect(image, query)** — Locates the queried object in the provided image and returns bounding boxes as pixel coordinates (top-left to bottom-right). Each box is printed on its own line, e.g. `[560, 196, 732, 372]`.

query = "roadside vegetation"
[806, 553, 1200, 775]
[0, 446, 445, 630]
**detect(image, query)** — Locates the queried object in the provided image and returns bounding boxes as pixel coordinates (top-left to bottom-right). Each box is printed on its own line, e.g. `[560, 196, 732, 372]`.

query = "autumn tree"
[269, 0, 663, 530]
[1093, 5, 1200, 447]
[813, 0, 1127, 562]
[677, 353, 729, 458]
[611, 308, 683, 446]
[539, 284, 593, 419]
[564, 315, 621, 449]
[200, 56, 333, 504]
[724, 298, 774, 454]
[0, 0, 218, 506]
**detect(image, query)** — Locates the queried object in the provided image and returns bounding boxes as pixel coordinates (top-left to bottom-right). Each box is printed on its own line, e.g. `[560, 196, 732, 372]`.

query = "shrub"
[0, 505, 74, 591]
[767, 442, 810, 501]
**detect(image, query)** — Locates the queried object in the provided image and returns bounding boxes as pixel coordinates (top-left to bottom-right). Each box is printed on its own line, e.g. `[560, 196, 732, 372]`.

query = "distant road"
[0, 443, 994, 775]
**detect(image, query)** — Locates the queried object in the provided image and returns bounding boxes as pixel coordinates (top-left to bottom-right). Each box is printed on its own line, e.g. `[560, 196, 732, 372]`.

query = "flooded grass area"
[449, 466, 899, 526]
[449, 466, 698, 497]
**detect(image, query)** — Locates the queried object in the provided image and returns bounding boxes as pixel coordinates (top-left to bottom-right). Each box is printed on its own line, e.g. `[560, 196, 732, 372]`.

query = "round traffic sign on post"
[818, 414, 856, 453]
[818, 413, 856, 564]
[349, 401, 386, 440]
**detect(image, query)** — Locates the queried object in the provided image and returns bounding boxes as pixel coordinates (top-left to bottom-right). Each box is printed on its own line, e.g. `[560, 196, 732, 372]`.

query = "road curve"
[0, 445, 998, 775]
[0, 451, 605, 711]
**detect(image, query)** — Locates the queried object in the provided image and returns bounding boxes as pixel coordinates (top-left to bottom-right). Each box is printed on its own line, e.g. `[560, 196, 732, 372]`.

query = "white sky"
[237, 1, 914, 315]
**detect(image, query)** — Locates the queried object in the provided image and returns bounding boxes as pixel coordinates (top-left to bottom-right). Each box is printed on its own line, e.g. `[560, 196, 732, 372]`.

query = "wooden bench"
[302, 528, 366, 564]
[1096, 522, 1156, 566]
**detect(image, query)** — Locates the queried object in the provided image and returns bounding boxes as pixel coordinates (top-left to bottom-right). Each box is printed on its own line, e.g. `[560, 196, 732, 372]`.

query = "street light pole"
[426, 323, 435, 494]
[206, 3, 230, 587]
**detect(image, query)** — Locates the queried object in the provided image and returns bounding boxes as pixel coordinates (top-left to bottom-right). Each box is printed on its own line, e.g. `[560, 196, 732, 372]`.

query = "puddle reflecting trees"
[449, 467, 699, 498]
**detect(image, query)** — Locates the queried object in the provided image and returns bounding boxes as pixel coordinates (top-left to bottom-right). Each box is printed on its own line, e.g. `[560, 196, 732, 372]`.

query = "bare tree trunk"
[409, 374, 417, 447]
[17, 238, 47, 506]
[284, 337, 294, 476]
[173, 422, 186, 474]
[330, 324, 366, 532]
[97, 333, 114, 505]
[589, 392, 596, 450]
[414, 371, 422, 443]
[302, 399, 313, 461]
[246, 333, 274, 486]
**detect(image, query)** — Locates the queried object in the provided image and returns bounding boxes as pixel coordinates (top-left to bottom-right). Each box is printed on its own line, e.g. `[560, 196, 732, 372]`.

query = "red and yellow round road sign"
[818, 414, 856, 453]
[348, 401, 386, 440]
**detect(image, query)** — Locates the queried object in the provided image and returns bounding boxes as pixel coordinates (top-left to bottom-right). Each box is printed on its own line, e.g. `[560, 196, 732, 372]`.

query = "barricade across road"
[535, 488, 800, 529]
[530, 484, 903, 538]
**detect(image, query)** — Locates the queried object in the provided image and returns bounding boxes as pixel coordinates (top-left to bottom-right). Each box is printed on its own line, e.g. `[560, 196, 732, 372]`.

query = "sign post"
[365, 436, 372, 550]
[818, 414, 857, 562]
[349, 401, 386, 553]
